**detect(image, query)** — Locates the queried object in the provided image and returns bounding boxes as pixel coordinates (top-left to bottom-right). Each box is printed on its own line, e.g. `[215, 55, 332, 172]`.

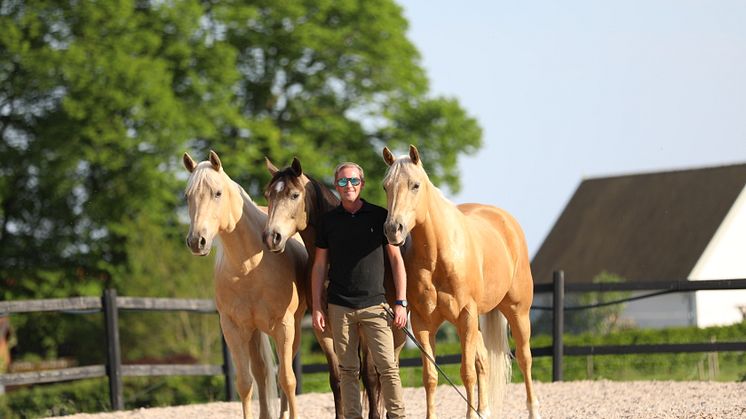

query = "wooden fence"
[1, 274, 746, 411]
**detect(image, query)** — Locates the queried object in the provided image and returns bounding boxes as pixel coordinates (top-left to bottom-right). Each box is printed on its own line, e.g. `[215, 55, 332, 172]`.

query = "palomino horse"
[262, 157, 407, 419]
[183, 151, 307, 419]
[381, 145, 541, 419]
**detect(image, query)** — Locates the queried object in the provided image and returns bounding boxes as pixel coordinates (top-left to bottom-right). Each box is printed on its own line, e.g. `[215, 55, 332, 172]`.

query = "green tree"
[1, 0, 481, 361]
[192, 0, 482, 201]
[1, 0, 240, 300]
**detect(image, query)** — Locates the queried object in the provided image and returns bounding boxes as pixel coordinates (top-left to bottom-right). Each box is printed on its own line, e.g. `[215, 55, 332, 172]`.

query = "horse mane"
[185, 161, 223, 196]
[305, 175, 339, 214]
[187, 161, 256, 205]
[384, 156, 450, 204]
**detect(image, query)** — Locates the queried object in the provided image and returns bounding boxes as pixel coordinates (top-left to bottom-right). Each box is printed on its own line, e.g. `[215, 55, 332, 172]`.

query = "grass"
[296, 322, 746, 393]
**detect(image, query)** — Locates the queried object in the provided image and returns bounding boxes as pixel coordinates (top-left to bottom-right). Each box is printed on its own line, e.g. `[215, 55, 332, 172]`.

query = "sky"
[398, 0, 746, 257]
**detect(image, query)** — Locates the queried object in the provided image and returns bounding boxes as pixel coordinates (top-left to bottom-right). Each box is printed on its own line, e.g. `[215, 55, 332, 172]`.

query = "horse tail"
[251, 330, 279, 418]
[482, 308, 512, 416]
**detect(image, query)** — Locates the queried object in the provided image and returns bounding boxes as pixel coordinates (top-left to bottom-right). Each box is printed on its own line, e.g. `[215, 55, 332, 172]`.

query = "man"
[311, 162, 408, 419]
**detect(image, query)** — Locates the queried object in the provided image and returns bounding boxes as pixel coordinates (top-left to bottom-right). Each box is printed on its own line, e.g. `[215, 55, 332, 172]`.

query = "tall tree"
[0, 0, 241, 299]
[195, 0, 482, 199]
[0, 0, 481, 358]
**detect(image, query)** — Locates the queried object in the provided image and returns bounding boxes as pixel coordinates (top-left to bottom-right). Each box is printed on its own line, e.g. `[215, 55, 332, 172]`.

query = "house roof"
[530, 163, 746, 284]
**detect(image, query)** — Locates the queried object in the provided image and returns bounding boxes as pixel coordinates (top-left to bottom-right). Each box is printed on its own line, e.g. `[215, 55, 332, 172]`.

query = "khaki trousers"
[328, 303, 406, 419]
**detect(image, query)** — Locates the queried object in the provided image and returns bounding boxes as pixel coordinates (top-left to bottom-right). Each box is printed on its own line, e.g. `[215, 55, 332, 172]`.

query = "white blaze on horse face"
[264, 176, 309, 252]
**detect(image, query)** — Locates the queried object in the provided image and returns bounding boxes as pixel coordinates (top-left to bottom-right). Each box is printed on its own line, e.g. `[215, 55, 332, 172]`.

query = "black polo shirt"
[316, 200, 388, 309]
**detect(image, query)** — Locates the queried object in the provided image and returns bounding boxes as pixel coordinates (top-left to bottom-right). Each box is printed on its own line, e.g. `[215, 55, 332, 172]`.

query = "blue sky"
[398, 0, 746, 257]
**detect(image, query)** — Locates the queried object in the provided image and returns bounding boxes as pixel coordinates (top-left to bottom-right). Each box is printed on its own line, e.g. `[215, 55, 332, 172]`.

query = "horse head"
[262, 157, 310, 253]
[182, 150, 240, 256]
[382, 144, 429, 246]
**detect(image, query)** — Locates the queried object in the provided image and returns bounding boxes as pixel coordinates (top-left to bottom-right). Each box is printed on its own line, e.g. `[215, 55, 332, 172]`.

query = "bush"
[0, 376, 226, 418]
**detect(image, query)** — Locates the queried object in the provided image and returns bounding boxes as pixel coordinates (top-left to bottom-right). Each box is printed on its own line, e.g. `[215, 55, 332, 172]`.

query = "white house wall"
[622, 293, 695, 328]
[689, 184, 746, 327]
[532, 292, 694, 329]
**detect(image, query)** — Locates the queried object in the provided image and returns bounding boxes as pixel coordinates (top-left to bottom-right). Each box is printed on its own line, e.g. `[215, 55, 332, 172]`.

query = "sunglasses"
[336, 177, 362, 187]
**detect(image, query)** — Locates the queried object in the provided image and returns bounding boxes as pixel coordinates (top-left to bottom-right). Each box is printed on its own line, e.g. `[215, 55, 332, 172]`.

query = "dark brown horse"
[262, 157, 406, 419]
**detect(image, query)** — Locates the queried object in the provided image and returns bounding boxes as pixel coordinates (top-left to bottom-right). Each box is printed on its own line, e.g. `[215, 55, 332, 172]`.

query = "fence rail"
[1, 273, 745, 410]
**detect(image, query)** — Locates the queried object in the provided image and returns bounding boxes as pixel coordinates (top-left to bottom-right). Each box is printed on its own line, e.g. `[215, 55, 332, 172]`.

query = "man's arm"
[311, 247, 329, 332]
[386, 243, 408, 329]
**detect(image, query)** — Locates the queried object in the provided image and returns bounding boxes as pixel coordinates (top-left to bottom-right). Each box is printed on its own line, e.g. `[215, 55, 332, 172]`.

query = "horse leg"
[221, 318, 256, 419]
[272, 319, 299, 419]
[456, 304, 482, 419]
[505, 308, 541, 419]
[474, 329, 490, 415]
[279, 310, 304, 419]
[247, 330, 278, 419]
[360, 332, 383, 419]
[392, 326, 406, 360]
[312, 326, 344, 418]
[411, 311, 439, 419]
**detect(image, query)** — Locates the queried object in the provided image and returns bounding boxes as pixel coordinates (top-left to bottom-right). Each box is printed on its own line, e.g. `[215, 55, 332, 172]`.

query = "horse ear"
[183, 152, 197, 173]
[209, 150, 222, 171]
[409, 144, 420, 165]
[291, 157, 303, 176]
[265, 156, 279, 176]
[382, 147, 395, 166]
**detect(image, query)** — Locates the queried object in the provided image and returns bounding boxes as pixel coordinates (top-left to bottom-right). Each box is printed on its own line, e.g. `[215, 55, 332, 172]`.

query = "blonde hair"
[333, 162, 365, 181]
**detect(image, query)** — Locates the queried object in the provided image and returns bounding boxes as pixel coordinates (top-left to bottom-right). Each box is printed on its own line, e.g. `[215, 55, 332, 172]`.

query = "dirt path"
[51, 380, 746, 418]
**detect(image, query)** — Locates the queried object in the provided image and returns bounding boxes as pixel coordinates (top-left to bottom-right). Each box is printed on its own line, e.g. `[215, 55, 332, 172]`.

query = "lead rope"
[381, 304, 484, 419]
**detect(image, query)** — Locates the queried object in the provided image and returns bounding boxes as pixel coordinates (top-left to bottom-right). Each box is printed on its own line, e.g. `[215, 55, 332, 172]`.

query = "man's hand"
[393, 304, 407, 329]
[312, 308, 327, 333]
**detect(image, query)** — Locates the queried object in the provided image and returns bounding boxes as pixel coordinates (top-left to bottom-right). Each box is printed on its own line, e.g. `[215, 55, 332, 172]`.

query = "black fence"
[0, 289, 235, 410]
[2, 273, 746, 411]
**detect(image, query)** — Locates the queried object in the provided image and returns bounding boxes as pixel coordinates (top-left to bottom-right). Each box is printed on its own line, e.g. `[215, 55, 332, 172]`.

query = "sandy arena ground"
[50, 380, 746, 418]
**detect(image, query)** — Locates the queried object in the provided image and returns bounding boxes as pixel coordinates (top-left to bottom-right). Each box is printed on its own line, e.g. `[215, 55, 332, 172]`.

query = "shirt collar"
[334, 199, 372, 215]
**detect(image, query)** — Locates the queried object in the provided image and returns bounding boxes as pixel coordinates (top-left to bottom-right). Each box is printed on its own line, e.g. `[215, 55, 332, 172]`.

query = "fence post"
[103, 289, 124, 410]
[293, 352, 302, 395]
[552, 270, 565, 382]
[222, 335, 237, 401]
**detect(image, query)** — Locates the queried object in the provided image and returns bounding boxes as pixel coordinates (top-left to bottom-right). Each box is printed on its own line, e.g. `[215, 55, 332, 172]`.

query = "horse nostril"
[272, 232, 281, 246]
[199, 236, 206, 249]
[397, 223, 403, 234]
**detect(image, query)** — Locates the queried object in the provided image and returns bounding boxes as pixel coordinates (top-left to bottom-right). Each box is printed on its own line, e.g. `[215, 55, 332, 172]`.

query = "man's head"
[334, 162, 365, 204]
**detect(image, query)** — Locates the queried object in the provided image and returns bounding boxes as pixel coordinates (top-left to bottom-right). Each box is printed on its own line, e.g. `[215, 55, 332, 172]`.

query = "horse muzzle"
[186, 233, 212, 256]
[384, 220, 407, 246]
[262, 229, 286, 253]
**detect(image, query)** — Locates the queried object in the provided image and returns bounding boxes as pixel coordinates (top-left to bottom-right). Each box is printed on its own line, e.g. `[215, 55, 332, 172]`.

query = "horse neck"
[217, 181, 266, 268]
[299, 178, 339, 257]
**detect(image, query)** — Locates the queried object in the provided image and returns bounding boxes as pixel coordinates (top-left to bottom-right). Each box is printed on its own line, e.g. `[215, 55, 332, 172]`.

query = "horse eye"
[291, 192, 300, 200]
[412, 182, 420, 190]
[215, 190, 222, 198]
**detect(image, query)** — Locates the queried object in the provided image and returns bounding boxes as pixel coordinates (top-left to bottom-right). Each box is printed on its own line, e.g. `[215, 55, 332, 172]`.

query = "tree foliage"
[0, 0, 481, 358]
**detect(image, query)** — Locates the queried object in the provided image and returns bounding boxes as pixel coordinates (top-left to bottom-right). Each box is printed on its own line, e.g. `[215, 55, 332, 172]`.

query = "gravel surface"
[50, 380, 746, 418]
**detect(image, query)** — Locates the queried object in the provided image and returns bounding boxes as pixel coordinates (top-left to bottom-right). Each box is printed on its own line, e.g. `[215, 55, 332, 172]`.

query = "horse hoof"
[528, 400, 541, 419]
